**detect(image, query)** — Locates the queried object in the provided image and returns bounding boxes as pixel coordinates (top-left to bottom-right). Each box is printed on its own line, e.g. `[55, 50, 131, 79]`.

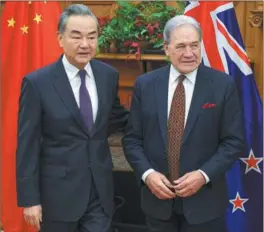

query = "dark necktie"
[167, 75, 186, 181]
[79, 69, 93, 132]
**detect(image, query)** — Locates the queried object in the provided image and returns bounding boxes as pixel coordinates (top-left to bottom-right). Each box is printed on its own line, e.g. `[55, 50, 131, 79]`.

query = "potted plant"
[99, 18, 119, 53]
[98, 1, 185, 55]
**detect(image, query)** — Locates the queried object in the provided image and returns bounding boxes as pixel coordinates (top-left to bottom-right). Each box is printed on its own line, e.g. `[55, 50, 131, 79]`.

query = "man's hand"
[23, 205, 42, 230]
[172, 170, 206, 198]
[145, 171, 176, 200]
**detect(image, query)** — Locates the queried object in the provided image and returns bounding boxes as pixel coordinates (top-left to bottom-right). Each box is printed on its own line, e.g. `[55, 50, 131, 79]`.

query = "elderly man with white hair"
[122, 15, 244, 232]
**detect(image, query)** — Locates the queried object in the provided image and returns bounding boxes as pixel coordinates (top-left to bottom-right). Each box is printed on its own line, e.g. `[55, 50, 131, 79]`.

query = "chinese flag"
[1, 2, 62, 231]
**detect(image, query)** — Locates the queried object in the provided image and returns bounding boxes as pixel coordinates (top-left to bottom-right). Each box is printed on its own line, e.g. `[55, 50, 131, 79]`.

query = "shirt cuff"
[198, 169, 210, 184]
[142, 169, 155, 183]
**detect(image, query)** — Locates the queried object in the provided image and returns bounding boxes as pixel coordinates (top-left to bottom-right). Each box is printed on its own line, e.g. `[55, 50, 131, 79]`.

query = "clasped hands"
[145, 170, 206, 200]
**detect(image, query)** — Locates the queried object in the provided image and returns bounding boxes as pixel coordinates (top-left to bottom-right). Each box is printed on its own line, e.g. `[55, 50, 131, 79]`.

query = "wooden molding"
[73, 1, 115, 5]
[96, 53, 167, 61]
[249, 2, 263, 28]
[95, 53, 254, 65]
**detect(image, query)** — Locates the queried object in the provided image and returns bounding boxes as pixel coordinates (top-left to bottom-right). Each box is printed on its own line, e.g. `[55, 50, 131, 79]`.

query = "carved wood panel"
[242, 2, 263, 97]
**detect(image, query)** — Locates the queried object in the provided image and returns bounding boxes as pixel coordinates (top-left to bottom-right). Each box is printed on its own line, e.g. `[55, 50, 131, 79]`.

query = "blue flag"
[185, 2, 263, 232]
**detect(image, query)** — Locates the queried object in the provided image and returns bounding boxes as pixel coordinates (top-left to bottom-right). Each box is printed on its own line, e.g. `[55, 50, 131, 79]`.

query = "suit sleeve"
[16, 77, 42, 207]
[200, 78, 245, 181]
[108, 72, 129, 135]
[122, 79, 153, 181]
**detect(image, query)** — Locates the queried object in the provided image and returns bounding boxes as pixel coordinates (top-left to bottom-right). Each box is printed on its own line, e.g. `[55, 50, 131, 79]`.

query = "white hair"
[163, 15, 202, 44]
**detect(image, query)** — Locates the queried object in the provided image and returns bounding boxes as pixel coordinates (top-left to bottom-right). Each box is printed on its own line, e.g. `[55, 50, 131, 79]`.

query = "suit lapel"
[52, 58, 90, 136]
[154, 66, 170, 149]
[90, 60, 107, 137]
[182, 65, 211, 145]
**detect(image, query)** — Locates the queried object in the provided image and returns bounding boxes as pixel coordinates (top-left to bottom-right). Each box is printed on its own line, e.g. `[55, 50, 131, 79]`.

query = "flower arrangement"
[97, 1, 185, 56]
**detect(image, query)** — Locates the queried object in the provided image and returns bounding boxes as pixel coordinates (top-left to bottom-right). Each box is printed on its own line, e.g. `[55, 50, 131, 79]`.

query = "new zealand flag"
[185, 2, 263, 232]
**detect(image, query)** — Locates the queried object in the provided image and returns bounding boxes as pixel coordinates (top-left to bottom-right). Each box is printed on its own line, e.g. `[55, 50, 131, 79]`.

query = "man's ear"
[57, 32, 63, 48]
[163, 42, 169, 56]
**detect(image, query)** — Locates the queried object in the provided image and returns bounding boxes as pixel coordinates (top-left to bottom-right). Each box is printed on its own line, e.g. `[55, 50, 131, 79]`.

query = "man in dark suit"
[16, 4, 128, 232]
[122, 15, 245, 232]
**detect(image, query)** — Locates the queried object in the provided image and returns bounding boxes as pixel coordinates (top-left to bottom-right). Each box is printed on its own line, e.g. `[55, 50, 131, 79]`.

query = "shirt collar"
[62, 55, 93, 81]
[169, 64, 198, 85]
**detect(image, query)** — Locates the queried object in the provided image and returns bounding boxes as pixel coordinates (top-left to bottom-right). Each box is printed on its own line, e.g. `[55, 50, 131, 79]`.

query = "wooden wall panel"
[98, 59, 144, 108]
[239, 2, 263, 97]
[245, 3, 255, 48]
[118, 88, 133, 109]
[250, 2, 263, 98]
[99, 59, 143, 87]
[234, 2, 246, 37]
[70, 1, 117, 18]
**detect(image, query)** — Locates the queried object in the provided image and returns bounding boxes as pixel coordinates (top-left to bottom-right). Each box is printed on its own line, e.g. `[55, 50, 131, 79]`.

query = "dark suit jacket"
[122, 64, 245, 224]
[16, 56, 128, 222]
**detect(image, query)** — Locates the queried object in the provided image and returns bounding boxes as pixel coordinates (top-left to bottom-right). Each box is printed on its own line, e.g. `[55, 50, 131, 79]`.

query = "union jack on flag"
[185, 2, 263, 232]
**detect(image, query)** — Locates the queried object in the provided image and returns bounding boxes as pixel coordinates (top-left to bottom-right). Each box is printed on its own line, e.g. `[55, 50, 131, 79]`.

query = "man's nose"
[183, 46, 193, 57]
[80, 38, 89, 47]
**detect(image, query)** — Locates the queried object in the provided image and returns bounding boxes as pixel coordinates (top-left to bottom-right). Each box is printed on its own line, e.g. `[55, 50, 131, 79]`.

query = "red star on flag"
[240, 149, 263, 174]
[229, 192, 249, 213]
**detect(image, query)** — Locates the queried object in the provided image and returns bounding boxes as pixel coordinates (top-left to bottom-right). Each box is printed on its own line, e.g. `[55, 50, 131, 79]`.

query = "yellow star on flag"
[34, 14, 42, 24]
[20, 25, 29, 34]
[7, 17, 15, 28]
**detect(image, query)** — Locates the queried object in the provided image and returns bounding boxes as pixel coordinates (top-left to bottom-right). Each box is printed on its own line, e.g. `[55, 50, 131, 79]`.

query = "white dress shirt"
[62, 55, 98, 122]
[142, 65, 210, 183]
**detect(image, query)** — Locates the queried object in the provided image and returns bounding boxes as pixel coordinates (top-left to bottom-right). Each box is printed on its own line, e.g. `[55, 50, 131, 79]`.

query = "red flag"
[1, 2, 62, 231]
